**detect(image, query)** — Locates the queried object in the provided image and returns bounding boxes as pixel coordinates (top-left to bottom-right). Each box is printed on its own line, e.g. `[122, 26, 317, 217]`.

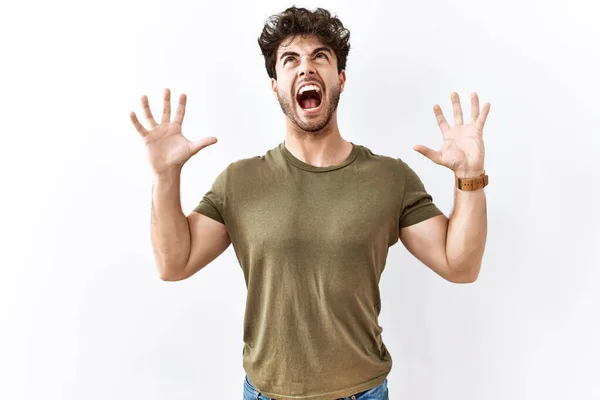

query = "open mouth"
[296, 84, 323, 111]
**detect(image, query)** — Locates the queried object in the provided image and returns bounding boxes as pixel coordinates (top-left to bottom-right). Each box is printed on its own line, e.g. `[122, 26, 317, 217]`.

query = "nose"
[298, 56, 316, 77]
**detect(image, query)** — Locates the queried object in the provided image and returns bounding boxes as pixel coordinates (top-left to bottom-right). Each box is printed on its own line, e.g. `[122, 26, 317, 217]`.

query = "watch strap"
[455, 171, 488, 191]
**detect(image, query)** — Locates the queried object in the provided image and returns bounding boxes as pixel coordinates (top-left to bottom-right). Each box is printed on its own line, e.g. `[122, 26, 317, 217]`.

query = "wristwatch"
[455, 171, 488, 191]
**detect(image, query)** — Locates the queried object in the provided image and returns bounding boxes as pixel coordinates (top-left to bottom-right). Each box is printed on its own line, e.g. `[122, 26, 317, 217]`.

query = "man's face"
[271, 35, 346, 133]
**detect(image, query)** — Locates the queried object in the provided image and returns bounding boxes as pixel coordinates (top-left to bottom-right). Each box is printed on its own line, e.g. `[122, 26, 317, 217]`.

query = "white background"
[1, 0, 599, 399]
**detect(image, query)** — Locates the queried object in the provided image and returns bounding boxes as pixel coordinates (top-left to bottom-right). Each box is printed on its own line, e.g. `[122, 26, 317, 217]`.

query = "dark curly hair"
[257, 6, 351, 79]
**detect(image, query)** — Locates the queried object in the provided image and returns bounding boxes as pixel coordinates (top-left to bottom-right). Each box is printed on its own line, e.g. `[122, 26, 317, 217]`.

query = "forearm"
[446, 186, 487, 278]
[150, 168, 191, 278]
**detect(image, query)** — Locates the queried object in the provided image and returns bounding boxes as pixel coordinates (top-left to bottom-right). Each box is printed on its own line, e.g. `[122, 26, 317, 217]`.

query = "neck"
[283, 114, 352, 167]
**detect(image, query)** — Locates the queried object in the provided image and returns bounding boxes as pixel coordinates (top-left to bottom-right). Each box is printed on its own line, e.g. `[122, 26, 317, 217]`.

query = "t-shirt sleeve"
[192, 165, 229, 225]
[398, 160, 444, 228]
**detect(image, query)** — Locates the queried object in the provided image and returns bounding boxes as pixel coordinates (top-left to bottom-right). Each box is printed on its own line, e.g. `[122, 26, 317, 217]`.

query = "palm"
[437, 125, 484, 172]
[415, 92, 490, 176]
[144, 122, 194, 170]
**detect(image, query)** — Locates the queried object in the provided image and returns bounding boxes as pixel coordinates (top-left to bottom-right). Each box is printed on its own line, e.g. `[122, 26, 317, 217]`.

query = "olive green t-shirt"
[193, 141, 443, 400]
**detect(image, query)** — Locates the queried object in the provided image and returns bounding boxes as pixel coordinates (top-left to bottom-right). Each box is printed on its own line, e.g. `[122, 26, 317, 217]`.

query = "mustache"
[294, 78, 324, 93]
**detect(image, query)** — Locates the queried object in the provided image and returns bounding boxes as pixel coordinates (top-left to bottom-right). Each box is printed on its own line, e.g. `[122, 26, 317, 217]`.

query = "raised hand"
[414, 92, 490, 177]
[130, 88, 217, 176]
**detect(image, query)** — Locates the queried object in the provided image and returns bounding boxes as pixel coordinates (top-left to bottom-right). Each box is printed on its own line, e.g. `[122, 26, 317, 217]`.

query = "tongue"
[300, 98, 320, 109]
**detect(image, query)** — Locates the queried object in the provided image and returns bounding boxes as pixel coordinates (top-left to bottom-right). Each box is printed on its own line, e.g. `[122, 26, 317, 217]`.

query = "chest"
[229, 174, 400, 256]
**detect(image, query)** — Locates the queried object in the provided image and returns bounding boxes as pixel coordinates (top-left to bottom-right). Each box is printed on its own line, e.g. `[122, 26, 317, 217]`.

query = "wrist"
[153, 167, 182, 181]
[455, 169, 485, 178]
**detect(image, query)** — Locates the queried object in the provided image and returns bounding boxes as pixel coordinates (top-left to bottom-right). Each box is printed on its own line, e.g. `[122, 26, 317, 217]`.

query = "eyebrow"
[279, 47, 333, 61]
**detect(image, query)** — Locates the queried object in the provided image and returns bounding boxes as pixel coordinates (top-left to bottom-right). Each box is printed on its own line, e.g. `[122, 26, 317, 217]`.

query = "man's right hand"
[130, 88, 217, 176]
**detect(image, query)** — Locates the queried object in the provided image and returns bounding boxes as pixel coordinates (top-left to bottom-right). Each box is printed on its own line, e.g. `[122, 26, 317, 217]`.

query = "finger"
[161, 88, 171, 123]
[470, 92, 480, 123]
[413, 144, 442, 165]
[189, 136, 218, 157]
[451, 92, 463, 126]
[174, 93, 187, 126]
[475, 102, 491, 133]
[130, 112, 148, 137]
[141, 95, 158, 128]
[433, 105, 450, 133]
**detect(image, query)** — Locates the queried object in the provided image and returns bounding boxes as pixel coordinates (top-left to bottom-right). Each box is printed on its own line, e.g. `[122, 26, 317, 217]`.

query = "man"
[130, 6, 490, 400]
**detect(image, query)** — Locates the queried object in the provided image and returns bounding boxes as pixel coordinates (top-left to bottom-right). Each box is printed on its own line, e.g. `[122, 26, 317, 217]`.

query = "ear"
[339, 70, 347, 94]
[270, 78, 279, 101]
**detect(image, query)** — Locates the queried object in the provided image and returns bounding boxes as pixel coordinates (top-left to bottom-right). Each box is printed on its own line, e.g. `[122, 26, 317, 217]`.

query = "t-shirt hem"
[193, 202, 224, 224]
[255, 372, 390, 400]
[399, 206, 444, 229]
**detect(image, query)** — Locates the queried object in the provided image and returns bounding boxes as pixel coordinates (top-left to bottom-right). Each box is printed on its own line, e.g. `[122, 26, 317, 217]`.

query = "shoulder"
[228, 146, 275, 170]
[217, 143, 280, 182]
[357, 144, 414, 176]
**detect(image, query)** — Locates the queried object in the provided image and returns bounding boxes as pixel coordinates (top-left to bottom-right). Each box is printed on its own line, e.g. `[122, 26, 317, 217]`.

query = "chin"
[294, 115, 332, 133]
[294, 103, 331, 132]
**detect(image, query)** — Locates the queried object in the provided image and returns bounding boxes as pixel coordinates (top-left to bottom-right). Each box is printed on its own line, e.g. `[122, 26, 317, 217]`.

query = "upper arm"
[175, 211, 231, 280]
[170, 163, 233, 280]
[399, 214, 467, 283]
[396, 159, 467, 283]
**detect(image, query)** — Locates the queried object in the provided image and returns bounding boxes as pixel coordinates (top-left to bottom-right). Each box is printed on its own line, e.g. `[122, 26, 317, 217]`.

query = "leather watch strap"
[455, 171, 488, 191]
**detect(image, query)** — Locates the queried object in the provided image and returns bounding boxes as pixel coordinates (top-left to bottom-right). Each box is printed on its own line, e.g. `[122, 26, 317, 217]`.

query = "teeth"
[298, 84, 321, 95]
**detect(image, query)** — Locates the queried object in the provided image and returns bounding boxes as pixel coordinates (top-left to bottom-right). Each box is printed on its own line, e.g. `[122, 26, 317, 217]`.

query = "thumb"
[189, 136, 218, 157]
[413, 145, 442, 165]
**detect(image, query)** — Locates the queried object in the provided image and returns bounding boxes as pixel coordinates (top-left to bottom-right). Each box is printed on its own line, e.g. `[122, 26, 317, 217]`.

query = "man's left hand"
[414, 92, 490, 178]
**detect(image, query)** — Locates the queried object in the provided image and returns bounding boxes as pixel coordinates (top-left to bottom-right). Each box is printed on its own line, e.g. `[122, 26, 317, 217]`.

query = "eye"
[316, 52, 328, 59]
[283, 56, 296, 65]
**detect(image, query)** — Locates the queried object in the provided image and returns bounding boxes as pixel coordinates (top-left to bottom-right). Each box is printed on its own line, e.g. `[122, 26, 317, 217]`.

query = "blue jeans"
[243, 375, 389, 400]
